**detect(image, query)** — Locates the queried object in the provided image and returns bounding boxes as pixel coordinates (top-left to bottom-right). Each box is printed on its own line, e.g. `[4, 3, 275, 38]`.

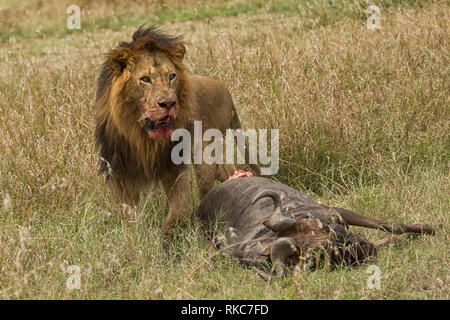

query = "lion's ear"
[108, 47, 135, 73]
[173, 41, 186, 61]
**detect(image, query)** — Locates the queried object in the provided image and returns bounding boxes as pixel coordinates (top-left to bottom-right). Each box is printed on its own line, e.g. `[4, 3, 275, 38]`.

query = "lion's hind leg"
[193, 163, 217, 201]
[216, 164, 237, 182]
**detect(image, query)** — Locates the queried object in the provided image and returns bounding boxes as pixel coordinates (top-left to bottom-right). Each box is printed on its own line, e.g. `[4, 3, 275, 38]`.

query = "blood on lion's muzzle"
[145, 117, 174, 132]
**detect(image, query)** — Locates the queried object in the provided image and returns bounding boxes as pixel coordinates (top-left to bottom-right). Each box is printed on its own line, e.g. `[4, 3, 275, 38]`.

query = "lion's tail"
[230, 103, 262, 176]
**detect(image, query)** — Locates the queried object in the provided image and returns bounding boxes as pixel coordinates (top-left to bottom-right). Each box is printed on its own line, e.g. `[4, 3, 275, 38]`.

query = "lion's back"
[189, 75, 235, 131]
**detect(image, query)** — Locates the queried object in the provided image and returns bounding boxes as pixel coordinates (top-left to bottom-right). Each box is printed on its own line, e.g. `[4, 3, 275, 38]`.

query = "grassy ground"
[0, 0, 448, 299]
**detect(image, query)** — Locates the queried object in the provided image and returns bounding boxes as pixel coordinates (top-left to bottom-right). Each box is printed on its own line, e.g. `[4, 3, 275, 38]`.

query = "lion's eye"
[169, 73, 177, 81]
[140, 76, 151, 83]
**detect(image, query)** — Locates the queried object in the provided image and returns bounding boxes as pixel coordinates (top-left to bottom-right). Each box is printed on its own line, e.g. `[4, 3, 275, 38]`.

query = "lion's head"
[97, 26, 192, 140]
[95, 26, 193, 179]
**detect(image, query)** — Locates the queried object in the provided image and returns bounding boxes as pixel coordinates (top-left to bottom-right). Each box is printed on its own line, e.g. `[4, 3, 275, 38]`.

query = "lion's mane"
[94, 26, 193, 184]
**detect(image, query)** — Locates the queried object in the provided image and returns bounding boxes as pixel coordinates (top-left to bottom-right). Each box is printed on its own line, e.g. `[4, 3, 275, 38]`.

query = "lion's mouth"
[145, 115, 174, 133]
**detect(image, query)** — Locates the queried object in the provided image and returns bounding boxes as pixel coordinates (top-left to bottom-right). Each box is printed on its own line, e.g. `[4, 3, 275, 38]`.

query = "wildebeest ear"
[108, 47, 135, 73]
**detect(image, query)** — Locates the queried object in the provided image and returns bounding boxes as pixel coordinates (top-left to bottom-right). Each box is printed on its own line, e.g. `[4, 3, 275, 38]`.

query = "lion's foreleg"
[110, 176, 141, 207]
[161, 166, 192, 233]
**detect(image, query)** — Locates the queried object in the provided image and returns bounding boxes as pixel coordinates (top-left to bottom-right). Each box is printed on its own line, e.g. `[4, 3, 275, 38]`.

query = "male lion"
[94, 26, 259, 233]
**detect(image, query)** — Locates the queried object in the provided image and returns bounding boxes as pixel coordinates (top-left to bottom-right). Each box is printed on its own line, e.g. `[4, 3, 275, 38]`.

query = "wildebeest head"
[249, 189, 377, 280]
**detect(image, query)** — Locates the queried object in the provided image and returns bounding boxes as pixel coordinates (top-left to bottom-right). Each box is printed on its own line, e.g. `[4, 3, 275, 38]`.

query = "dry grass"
[0, 0, 448, 299]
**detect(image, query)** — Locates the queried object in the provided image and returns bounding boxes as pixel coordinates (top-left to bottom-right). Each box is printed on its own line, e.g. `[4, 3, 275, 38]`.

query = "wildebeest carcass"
[197, 176, 434, 280]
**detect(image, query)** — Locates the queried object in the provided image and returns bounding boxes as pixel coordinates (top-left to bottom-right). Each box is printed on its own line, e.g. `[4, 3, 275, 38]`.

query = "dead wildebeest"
[197, 176, 435, 280]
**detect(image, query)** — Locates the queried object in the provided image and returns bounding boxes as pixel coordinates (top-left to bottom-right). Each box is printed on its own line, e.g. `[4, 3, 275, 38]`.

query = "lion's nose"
[157, 95, 177, 110]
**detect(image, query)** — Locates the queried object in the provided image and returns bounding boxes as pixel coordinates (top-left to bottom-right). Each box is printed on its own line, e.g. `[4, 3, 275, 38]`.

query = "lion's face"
[98, 27, 190, 146]
[123, 50, 181, 140]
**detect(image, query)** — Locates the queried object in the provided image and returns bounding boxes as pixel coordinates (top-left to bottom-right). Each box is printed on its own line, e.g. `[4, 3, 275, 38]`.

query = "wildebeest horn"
[252, 190, 284, 215]
[263, 216, 296, 233]
[253, 237, 297, 281]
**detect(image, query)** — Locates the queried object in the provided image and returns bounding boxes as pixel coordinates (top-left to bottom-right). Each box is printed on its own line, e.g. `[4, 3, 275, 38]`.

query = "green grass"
[0, 0, 448, 299]
[0, 0, 437, 42]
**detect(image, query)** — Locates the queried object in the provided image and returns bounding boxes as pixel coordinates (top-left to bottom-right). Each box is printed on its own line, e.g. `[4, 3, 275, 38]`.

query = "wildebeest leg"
[331, 207, 435, 235]
[374, 234, 412, 246]
[161, 167, 192, 234]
